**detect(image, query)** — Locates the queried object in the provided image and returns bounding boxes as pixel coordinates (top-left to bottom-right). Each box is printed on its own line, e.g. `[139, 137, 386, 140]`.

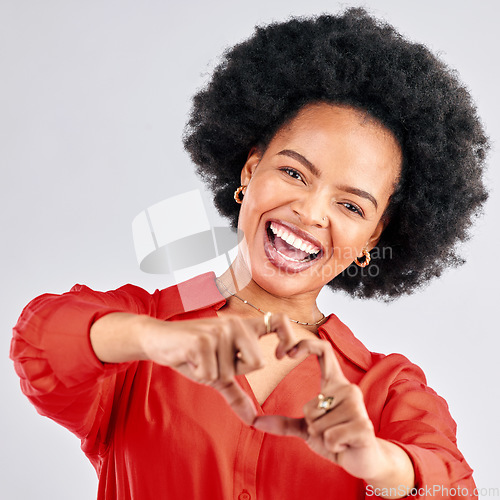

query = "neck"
[216, 259, 325, 328]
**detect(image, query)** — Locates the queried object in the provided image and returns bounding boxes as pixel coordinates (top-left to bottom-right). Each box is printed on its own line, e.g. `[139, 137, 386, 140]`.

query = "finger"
[287, 338, 349, 389]
[303, 433, 338, 462]
[322, 419, 374, 454]
[186, 334, 219, 383]
[230, 317, 265, 375]
[212, 378, 258, 426]
[307, 388, 367, 437]
[252, 415, 309, 439]
[303, 383, 361, 425]
[215, 321, 237, 383]
[251, 312, 297, 358]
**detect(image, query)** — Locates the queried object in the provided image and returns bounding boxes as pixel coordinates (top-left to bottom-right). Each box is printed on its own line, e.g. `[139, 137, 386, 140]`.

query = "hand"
[139, 313, 297, 425]
[252, 339, 414, 492]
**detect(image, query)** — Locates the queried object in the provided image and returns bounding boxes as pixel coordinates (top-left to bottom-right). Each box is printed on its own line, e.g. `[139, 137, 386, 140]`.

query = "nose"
[290, 193, 329, 228]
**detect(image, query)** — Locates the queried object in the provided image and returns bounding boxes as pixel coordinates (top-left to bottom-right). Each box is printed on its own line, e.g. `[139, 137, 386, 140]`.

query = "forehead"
[267, 103, 402, 184]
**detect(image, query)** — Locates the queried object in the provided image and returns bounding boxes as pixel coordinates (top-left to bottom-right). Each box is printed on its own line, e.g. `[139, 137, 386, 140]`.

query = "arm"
[11, 287, 298, 439]
[10, 285, 151, 443]
[253, 340, 414, 498]
[252, 344, 476, 499]
[89, 312, 150, 363]
[90, 311, 299, 425]
[372, 355, 476, 499]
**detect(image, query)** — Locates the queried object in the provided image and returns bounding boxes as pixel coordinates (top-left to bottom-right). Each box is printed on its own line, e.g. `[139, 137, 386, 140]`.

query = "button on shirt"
[11, 273, 477, 499]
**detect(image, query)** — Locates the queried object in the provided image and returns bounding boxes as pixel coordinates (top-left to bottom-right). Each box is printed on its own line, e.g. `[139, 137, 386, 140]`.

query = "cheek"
[236, 197, 264, 243]
[328, 222, 371, 263]
[238, 178, 281, 227]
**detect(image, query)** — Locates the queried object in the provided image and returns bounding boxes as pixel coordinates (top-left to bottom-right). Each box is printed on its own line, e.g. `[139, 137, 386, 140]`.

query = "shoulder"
[64, 282, 159, 315]
[319, 313, 427, 385]
[68, 271, 225, 319]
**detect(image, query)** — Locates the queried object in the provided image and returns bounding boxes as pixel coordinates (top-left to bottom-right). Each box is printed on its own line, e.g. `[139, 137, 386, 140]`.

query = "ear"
[240, 147, 263, 186]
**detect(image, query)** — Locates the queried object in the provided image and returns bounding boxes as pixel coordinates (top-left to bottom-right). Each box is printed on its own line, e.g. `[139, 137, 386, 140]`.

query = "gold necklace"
[216, 278, 326, 327]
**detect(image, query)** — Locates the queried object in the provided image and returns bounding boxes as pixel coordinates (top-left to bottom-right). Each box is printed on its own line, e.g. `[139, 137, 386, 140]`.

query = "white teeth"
[269, 223, 320, 255]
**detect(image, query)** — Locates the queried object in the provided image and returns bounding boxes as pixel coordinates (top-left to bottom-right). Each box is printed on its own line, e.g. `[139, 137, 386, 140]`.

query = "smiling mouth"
[265, 221, 322, 263]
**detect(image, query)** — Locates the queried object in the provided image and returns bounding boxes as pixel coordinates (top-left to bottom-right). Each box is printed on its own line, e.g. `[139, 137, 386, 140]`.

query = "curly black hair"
[183, 7, 489, 299]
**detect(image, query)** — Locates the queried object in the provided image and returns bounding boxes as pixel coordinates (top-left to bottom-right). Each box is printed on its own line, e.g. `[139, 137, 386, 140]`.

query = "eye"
[280, 167, 304, 182]
[341, 202, 364, 217]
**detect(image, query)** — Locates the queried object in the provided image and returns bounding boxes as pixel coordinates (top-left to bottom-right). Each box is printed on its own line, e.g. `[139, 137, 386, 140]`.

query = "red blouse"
[11, 272, 476, 499]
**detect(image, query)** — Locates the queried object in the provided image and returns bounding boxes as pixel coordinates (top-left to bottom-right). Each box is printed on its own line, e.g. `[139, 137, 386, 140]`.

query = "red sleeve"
[10, 284, 156, 454]
[364, 354, 476, 499]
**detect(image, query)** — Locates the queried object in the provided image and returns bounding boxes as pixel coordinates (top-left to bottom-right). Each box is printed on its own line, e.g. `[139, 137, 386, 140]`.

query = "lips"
[263, 220, 325, 273]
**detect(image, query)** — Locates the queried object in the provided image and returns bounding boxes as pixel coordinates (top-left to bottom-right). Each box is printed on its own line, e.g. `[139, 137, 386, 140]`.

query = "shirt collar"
[318, 315, 373, 372]
[172, 271, 226, 313]
[170, 272, 372, 372]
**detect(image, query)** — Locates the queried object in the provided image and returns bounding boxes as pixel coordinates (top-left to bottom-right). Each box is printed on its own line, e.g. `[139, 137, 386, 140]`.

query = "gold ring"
[317, 393, 335, 412]
[264, 311, 272, 334]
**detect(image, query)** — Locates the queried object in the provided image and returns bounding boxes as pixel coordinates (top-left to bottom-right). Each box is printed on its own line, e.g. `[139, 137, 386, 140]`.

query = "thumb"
[252, 415, 308, 438]
[212, 378, 258, 426]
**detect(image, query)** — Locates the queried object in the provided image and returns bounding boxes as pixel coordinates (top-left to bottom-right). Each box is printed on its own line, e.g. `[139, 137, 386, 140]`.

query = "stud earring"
[354, 248, 371, 268]
[234, 186, 247, 204]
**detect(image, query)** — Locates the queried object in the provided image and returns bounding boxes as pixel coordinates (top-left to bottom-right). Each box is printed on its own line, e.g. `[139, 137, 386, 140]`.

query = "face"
[236, 103, 402, 298]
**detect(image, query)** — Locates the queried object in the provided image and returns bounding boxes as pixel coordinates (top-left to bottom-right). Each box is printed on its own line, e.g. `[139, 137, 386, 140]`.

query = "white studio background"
[1, 1, 499, 499]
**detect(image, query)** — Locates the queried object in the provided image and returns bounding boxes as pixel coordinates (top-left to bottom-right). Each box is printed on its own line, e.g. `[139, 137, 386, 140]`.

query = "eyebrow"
[277, 149, 321, 177]
[277, 148, 379, 210]
[338, 185, 378, 210]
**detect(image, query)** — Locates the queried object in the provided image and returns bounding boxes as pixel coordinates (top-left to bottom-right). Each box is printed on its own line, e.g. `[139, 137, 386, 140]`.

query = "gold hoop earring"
[354, 248, 371, 268]
[234, 186, 247, 204]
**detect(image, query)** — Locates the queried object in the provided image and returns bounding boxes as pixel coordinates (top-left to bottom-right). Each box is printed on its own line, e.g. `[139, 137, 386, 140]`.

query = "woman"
[11, 8, 488, 500]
